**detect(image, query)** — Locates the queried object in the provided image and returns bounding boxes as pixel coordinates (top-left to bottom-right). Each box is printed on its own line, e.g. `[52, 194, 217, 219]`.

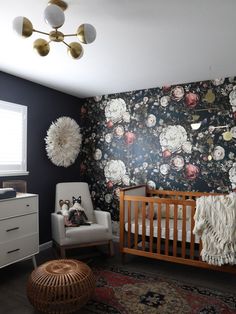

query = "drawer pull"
[6, 227, 20, 232]
[26, 204, 30, 207]
[7, 248, 20, 254]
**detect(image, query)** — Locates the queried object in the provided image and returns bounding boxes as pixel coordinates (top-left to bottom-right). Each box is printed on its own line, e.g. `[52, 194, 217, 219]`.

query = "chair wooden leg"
[108, 240, 114, 257]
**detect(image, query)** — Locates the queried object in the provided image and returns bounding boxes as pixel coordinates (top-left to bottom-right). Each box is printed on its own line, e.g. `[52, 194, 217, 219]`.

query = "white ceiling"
[1, 0, 236, 98]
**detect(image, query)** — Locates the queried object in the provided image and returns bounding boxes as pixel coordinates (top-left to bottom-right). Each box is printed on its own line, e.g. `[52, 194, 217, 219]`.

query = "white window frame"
[0, 100, 28, 176]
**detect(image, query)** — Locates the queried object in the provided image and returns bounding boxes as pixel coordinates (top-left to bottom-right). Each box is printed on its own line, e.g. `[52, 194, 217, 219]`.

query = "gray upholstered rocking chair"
[51, 182, 114, 258]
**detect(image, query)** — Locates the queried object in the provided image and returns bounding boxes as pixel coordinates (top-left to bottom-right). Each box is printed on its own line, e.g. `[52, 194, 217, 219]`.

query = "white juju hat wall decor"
[45, 116, 82, 167]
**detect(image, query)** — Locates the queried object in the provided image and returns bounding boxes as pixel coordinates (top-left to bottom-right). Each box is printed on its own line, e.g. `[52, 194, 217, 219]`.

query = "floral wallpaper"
[80, 77, 236, 221]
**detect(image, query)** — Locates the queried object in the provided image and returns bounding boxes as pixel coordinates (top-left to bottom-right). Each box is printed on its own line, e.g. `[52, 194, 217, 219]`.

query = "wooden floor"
[0, 242, 235, 314]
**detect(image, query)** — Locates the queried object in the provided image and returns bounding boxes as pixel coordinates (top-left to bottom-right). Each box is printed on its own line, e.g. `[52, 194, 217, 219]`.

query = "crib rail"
[119, 185, 236, 274]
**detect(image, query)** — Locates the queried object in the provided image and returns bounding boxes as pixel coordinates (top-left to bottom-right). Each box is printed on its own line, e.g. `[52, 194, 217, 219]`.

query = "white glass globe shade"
[13, 16, 24, 35]
[84, 24, 96, 43]
[77, 24, 96, 44]
[44, 4, 65, 28]
[13, 16, 33, 37]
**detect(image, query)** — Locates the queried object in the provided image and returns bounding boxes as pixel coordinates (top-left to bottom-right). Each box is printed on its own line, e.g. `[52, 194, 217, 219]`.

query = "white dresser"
[0, 193, 39, 268]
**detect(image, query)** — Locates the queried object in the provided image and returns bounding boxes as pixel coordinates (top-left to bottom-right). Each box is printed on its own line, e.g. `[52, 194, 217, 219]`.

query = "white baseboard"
[39, 241, 53, 251]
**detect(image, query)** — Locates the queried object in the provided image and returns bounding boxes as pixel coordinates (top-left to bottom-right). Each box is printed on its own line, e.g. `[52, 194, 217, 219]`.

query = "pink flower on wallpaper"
[162, 149, 172, 158]
[163, 85, 171, 92]
[185, 164, 200, 180]
[106, 180, 113, 189]
[80, 163, 86, 174]
[185, 92, 199, 109]
[107, 120, 113, 128]
[80, 106, 86, 115]
[125, 132, 136, 145]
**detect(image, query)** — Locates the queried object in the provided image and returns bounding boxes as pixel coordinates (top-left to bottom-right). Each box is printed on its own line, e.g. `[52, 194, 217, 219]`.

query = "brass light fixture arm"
[62, 41, 71, 48]
[64, 33, 77, 37]
[33, 29, 50, 36]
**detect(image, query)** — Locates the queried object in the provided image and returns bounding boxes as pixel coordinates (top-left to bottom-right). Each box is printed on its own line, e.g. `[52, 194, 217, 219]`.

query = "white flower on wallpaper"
[105, 133, 113, 143]
[94, 148, 102, 160]
[146, 114, 156, 127]
[160, 164, 170, 175]
[213, 146, 225, 161]
[231, 126, 236, 138]
[172, 155, 185, 171]
[122, 174, 130, 185]
[147, 180, 156, 189]
[229, 89, 236, 112]
[94, 96, 103, 102]
[104, 159, 127, 184]
[105, 98, 127, 123]
[159, 125, 187, 153]
[123, 112, 131, 123]
[143, 162, 148, 169]
[105, 193, 112, 203]
[160, 96, 170, 107]
[212, 78, 225, 86]
[182, 141, 192, 154]
[114, 125, 125, 138]
[229, 163, 236, 189]
[171, 86, 185, 101]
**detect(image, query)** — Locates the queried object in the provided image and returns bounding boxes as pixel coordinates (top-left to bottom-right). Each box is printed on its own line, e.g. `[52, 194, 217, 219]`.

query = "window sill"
[0, 171, 29, 177]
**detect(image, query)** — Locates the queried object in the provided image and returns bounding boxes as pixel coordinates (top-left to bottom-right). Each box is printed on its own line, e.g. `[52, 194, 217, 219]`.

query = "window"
[0, 100, 28, 176]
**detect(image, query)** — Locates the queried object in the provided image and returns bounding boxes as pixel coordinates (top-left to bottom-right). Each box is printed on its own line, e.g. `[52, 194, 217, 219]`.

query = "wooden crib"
[119, 185, 236, 273]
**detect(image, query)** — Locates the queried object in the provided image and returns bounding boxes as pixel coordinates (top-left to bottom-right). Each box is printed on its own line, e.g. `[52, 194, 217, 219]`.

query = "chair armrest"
[94, 210, 112, 234]
[51, 213, 66, 244]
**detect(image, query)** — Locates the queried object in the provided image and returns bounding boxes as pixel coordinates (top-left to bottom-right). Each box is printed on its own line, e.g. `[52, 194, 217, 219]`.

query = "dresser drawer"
[0, 195, 38, 219]
[0, 234, 39, 268]
[0, 213, 38, 243]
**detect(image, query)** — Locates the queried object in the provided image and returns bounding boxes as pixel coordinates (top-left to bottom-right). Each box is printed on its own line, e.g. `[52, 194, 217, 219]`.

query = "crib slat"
[127, 201, 131, 248]
[190, 204, 195, 259]
[134, 202, 139, 249]
[181, 205, 186, 258]
[119, 190, 125, 252]
[149, 202, 154, 253]
[157, 203, 161, 254]
[142, 202, 146, 251]
[173, 204, 178, 257]
[165, 204, 170, 255]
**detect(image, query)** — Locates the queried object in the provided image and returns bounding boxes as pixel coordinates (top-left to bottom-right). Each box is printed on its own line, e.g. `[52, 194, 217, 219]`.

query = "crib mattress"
[125, 218, 200, 243]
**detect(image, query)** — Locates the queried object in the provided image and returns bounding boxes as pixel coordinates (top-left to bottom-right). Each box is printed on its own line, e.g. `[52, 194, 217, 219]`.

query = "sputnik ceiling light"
[12, 0, 96, 59]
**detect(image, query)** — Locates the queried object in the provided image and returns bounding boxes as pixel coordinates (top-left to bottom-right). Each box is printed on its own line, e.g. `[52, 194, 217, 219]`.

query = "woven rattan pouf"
[27, 259, 96, 314]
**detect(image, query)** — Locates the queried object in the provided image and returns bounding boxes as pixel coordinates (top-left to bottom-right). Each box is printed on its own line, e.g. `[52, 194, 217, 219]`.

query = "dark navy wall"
[0, 71, 83, 244]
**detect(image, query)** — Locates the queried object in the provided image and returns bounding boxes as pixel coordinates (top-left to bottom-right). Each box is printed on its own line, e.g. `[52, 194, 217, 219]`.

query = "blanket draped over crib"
[193, 193, 236, 266]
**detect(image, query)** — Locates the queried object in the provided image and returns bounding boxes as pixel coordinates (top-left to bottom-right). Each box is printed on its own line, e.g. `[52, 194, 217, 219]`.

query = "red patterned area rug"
[83, 266, 236, 314]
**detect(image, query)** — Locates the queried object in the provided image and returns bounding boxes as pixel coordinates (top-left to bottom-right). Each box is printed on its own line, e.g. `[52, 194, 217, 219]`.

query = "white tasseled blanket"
[193, 193, 236, 266]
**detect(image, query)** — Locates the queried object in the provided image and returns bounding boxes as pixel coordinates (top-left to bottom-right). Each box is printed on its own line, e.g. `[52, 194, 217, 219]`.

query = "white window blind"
[0, 100, 28, 176]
